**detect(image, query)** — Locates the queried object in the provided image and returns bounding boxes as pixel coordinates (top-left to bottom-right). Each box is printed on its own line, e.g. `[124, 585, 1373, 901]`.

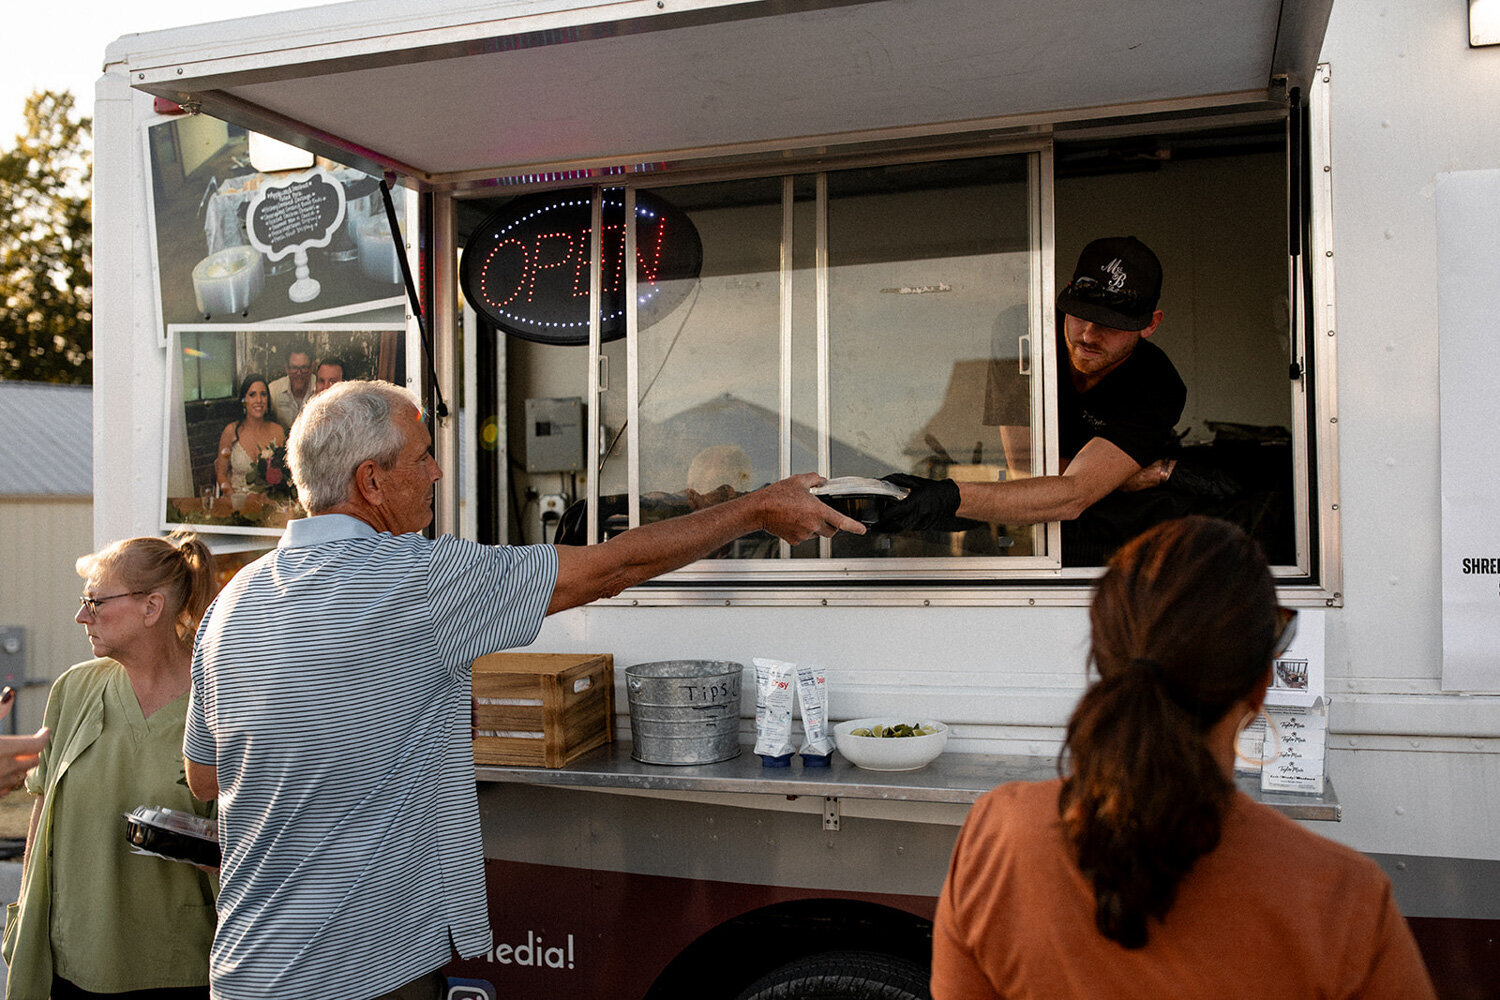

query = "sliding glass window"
[597, 149, 1050, 575]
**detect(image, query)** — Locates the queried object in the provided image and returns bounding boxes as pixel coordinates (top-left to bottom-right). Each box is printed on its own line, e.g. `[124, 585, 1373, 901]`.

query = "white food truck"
[91, 1, 1498, 996]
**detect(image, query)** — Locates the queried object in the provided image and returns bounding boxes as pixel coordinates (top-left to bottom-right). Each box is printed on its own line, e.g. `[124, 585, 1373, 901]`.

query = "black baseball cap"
[1056, 236, 1163, 332]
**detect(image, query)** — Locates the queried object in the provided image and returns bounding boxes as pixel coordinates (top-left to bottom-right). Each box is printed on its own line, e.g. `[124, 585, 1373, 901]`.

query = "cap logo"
[1100, 257, 1128, 292]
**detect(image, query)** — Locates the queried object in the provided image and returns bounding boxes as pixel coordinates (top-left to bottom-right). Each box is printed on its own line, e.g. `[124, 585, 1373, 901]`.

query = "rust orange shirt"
[932, 779, 1436, 1000]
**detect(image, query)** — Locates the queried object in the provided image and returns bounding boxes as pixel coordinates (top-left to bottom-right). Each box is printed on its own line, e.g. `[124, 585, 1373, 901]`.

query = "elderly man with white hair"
[183, 380, 862, 1000]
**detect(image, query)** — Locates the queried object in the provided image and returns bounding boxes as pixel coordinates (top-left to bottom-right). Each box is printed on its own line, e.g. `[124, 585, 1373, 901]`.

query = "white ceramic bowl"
[833, 717, 948, 771]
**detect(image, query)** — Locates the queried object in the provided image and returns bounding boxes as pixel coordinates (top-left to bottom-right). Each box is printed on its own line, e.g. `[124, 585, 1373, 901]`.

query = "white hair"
[686, 444, 753, 493]
[288, 380, 420, 513]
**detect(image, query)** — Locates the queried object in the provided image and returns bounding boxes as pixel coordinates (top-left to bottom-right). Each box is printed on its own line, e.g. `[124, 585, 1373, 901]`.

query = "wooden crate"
[471, 652, 614, 767]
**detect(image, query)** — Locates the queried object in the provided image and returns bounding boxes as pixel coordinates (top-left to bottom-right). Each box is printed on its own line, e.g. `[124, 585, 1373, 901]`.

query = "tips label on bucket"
[626, 660, 745, 766]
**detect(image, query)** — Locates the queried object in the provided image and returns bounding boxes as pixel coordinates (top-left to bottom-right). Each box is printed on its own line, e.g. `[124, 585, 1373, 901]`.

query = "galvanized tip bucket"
[625, 660, 744, 765]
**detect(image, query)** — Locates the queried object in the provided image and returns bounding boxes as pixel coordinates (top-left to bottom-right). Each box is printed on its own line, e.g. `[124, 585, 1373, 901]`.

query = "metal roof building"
[0, 382, 92, 497]
[0, 381, 94, 735]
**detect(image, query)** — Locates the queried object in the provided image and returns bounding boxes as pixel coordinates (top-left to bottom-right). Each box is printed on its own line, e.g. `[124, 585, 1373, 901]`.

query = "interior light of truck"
[248, 131, 316, 172]
[1471, 0, 1500, 46]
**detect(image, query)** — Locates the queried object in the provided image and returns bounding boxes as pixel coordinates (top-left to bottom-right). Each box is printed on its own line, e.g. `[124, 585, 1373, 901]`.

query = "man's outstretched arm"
[548, 473, 864, 614]
[955, 437, 1142, 525]
[876, 437, 1143, 532]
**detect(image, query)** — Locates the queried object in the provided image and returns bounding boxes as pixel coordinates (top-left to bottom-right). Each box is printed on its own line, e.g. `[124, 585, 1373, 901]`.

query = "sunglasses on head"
[1272, 606, 1299, 660]
[1068, 275, 1144, 309]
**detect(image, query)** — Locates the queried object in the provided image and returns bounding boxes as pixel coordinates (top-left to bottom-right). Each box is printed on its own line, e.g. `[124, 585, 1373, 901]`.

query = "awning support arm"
[380, 178, 449, 420]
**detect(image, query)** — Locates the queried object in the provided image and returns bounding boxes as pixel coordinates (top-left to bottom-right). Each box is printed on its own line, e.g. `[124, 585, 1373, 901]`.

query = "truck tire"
[732, 950, 931, 1000]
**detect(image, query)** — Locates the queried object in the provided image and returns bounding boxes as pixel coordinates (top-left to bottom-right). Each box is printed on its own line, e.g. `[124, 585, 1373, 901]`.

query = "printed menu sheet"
[1263, 609, 1323, 709]
[1437, 169, 1500, 691]
[1261, 703, 1327, 794]
[1235, 610, 1328, 794]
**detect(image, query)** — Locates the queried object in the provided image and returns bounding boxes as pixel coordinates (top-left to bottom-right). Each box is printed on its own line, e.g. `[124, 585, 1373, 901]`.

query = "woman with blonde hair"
[932, 516, 1435, 999]
[3, 532, 219, 1000]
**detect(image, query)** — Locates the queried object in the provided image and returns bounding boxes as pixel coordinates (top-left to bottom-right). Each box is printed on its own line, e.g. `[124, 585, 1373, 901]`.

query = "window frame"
[443, 98, 1341, 606]
[597, 141, 1063, 581]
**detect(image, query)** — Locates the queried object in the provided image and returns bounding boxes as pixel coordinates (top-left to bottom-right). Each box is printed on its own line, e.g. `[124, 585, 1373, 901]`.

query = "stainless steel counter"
[476, 742, 1341, 822]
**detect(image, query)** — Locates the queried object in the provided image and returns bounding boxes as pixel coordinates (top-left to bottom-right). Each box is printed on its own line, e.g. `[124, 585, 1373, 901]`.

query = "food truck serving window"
[459, 117, 1310, 590]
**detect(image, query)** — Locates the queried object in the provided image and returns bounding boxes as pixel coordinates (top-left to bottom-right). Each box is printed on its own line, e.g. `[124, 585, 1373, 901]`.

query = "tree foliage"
[0, 90, 92, 384]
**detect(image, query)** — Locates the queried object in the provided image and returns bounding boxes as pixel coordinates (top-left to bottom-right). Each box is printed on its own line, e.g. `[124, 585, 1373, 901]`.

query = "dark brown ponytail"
[1058, 516, 1278, 948]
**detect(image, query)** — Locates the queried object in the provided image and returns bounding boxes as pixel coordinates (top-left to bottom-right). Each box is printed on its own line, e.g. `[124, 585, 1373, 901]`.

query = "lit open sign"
[460, 188, 703, 345]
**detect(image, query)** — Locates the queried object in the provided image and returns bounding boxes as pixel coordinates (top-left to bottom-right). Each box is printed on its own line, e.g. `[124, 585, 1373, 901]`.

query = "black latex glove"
[873, 473, 983, 533]
[1164, 459, 1242, 501]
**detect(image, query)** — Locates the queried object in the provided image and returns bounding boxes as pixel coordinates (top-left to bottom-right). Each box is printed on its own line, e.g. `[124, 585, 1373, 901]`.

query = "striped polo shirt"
[185, 514, 558, 1000]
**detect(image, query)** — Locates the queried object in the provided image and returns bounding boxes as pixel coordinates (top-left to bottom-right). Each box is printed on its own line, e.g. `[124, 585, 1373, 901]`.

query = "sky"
[3, 0, 333, 141]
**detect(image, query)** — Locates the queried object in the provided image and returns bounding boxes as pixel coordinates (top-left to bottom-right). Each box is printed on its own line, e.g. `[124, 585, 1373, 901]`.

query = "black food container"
[809, 477, 909, 524]
[124, 806, 221, 867]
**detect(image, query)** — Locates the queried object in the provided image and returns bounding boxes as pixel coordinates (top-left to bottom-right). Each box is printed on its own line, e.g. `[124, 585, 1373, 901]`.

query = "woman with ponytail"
[932, 516, 1434, 999]
[4, 532, 220, 1000]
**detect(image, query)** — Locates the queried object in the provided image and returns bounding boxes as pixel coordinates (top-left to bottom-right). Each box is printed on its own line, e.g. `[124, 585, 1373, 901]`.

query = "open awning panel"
[117, 0, 1332, 186]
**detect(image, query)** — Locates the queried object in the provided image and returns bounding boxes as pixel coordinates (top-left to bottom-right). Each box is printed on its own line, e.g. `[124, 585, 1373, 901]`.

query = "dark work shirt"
[983, 330, 1190, 564]
[1058, 333, 1186, 466]
[1058, 333, 1187, 564]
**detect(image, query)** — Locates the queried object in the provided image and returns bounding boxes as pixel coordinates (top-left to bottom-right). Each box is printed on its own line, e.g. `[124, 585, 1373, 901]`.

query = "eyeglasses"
[1271, 606, 1299, 659]
[79, 591, 147, 615]
[1068, 276, 1144, 309]
[287, 364, 312, 374]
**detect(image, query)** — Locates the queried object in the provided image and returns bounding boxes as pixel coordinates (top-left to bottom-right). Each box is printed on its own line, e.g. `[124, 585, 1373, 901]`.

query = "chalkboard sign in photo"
[143, 116, 405, 340]
[248, 168, 347, 303]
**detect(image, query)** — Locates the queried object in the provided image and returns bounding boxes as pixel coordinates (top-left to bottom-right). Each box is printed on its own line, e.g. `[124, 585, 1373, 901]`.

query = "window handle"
[1018, 333, 1031, 376]
[598, 353, 610, 393]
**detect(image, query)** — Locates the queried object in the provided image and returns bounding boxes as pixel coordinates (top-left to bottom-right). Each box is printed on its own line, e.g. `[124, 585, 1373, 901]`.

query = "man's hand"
[0, 692, 47, 796]
[756, 473, 866, 544]
[1119, 458, 1175, 492]
[549, 473, 864, 614]
[871, 473, 965, 532]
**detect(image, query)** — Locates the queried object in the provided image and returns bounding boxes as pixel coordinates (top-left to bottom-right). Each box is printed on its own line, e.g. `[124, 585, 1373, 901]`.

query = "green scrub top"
[3, 659, 217, 998]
